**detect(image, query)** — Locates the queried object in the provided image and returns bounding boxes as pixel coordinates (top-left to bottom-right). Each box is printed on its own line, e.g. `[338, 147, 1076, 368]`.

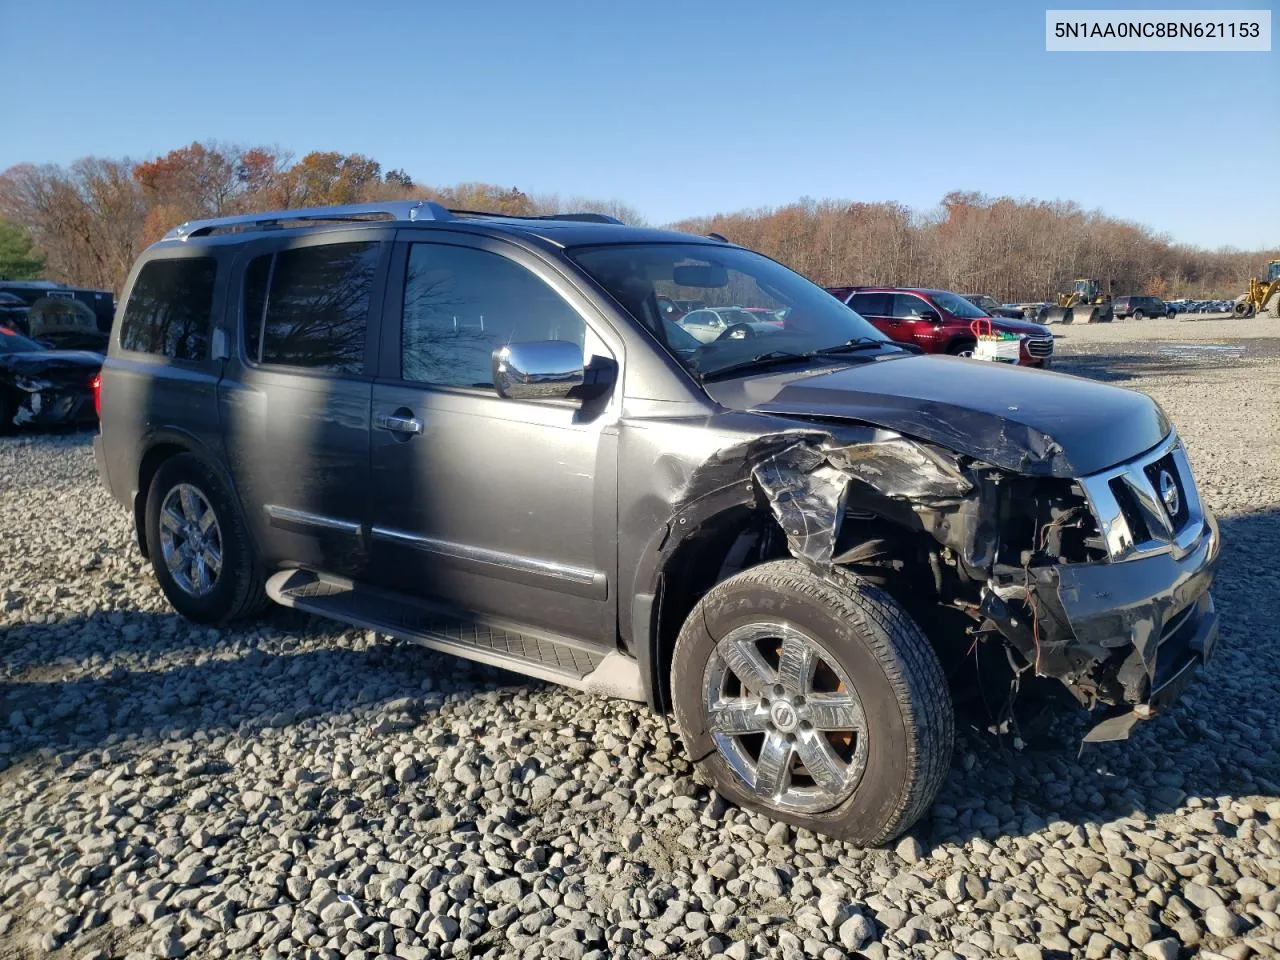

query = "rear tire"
[671, 560, 954, 846]
[1131, 309, 1145, 321]
[1234, 301, 1255, 318]
[145, 453, 267, 624]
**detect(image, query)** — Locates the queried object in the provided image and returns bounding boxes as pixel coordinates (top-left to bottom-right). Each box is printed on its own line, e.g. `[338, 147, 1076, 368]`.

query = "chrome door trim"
[370, 525, 602, 588]
[265, 504, 362, 536]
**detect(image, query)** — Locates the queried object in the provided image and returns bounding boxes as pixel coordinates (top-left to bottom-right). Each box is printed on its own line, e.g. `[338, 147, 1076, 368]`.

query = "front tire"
[671, 560, 954, 845]
[1132, 309, 1145, 321]
[145, 453, 267, 624]
[946, 339, 976, 358]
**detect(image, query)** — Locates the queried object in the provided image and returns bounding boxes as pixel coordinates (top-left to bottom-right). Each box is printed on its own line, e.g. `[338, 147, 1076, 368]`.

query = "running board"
[265, 569, 644, 701]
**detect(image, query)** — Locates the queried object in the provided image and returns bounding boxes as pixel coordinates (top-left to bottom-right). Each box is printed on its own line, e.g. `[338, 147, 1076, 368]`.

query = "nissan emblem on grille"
[1158, 469, 1180, 519]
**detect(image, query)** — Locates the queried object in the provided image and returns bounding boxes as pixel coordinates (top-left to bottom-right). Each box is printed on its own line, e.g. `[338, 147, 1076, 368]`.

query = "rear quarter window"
[119, 258, 216, 360]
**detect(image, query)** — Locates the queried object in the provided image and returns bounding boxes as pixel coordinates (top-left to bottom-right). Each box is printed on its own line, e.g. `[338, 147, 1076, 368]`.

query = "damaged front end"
[749, 428, 1219, 743]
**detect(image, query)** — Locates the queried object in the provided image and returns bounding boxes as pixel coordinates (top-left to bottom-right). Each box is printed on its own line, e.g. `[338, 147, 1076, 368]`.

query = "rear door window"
[848, 292, 890, 316]
[251, 242, 379, 373]
[119, 258, 217, 360]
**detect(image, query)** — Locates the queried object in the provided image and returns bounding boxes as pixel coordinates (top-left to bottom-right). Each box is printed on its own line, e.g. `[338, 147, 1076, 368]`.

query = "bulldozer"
[1233, 260, 1280, 318]
[1037, 278, 1114, 324]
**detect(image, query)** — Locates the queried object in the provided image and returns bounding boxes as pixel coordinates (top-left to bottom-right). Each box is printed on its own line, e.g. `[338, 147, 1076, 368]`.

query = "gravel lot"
[3, 316, 1280, 960]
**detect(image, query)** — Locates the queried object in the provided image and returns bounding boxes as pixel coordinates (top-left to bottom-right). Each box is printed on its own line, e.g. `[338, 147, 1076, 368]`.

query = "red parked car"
[826, 286, 1054, 368]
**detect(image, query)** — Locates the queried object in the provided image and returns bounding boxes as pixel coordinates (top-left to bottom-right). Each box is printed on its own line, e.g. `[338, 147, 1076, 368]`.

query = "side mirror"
[492, 341, 585, 401]
[917, 309, 942, 323]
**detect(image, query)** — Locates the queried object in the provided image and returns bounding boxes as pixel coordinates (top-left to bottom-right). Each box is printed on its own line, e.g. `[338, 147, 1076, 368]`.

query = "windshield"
[931, 290, 989, 319]
[571, 243, 892, 377]
[0, 327, 43, 354]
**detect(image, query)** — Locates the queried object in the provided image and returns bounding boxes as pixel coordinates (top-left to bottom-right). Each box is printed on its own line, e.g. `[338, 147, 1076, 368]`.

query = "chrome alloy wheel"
[158, 483, 223, 597]
[702, 622, 868, 813]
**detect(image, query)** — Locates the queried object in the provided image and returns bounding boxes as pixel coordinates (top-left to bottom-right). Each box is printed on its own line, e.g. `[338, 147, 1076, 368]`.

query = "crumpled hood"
[704, 354, 1171, 477]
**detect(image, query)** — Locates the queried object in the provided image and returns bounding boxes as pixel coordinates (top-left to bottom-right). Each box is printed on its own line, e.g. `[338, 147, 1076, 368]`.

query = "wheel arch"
[133, 429, 250, 561]
[639, 494, 940, 715]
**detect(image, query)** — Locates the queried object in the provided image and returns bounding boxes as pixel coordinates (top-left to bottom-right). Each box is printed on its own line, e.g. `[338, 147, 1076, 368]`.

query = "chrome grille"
[1077, 434, 1204, 562]
[1025, 337, 1053, 358]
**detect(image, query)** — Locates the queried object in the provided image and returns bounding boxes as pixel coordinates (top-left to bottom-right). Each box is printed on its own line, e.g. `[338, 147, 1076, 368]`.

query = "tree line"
[672, 194, 1276, 303]
[0, 142, 1273, 302]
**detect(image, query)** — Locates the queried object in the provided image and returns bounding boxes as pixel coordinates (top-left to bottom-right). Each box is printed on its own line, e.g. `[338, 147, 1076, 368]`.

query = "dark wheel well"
[651, 508, 783, 712]
[133, 443, 192, 559]
[649, 506, 952, 713]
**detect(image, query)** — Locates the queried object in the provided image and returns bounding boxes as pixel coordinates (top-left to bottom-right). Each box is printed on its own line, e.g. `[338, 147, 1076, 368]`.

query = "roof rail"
[162, 200, 455, 241]
[444, 208, 623, 225]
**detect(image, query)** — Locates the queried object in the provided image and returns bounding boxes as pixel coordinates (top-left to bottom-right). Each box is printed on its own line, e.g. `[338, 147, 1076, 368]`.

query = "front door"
[367, 233, 621, 644]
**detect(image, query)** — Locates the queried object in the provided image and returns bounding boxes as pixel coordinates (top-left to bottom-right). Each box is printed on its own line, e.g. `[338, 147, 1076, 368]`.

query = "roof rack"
[163, 200, 455, 241]
[163, 201, 623, 241]
[445, 208, 624, 225]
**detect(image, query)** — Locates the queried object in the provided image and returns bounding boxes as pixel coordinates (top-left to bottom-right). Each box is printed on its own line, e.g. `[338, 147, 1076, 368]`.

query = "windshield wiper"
[699, 350, 816, 382]
[815, 337, 896, 355]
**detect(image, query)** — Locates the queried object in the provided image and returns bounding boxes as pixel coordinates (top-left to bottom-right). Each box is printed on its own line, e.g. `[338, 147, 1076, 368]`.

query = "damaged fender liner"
[741, 432, 1220, 742]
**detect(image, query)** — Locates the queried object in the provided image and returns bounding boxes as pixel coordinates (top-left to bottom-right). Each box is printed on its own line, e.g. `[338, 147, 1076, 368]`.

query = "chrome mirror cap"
[492, 341, 585, 401]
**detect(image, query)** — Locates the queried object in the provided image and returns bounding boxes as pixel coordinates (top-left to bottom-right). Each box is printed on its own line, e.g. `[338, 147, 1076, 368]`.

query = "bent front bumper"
[987, 510, 1220, 741]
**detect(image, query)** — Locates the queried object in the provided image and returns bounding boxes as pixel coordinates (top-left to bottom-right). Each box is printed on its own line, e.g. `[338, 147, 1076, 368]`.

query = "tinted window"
[401, 244, 584, 388]
[242, 254, 271, 362]
[261, 242, 378, 373]
[848, 292, 890, 315]
[119, 258, 216, 360]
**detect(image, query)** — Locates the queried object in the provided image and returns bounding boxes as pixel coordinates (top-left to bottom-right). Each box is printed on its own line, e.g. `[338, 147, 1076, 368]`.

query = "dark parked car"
[828, 286, 1055, 367]
[960, 293, 1024, 320]
[0, 326, 102, 429]
[1113, 295, 1168, 320]
[95, 201, 1219, 844]
[0, 281, 116, 333]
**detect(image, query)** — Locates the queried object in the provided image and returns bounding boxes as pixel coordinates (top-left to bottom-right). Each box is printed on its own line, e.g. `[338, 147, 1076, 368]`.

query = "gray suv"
[96, 201, 1220, 844]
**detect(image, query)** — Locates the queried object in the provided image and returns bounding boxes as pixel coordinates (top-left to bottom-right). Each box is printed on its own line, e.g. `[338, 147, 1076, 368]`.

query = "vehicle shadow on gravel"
[0, 607, 546, 769]
[921, 506, 1280, 848]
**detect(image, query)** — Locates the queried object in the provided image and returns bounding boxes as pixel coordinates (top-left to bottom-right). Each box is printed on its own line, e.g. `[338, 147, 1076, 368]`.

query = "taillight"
[90, 372, 102, 418]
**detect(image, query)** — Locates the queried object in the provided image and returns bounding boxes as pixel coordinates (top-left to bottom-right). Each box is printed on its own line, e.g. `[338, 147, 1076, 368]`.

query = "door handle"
[376, 413, 424, 435]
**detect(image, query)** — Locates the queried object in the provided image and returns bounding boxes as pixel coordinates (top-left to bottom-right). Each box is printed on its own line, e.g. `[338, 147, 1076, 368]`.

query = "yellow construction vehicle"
[1037, 278, 1114, 324]
[1233, 260, 1280, 318]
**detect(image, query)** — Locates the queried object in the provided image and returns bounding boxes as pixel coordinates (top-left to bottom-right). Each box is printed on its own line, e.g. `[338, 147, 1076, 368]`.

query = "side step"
[265, 569, 645, 701]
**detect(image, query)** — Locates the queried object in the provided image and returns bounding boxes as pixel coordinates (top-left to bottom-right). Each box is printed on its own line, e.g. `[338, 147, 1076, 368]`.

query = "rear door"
[366, 231, 622, 643]
[218, 229, 392, 577]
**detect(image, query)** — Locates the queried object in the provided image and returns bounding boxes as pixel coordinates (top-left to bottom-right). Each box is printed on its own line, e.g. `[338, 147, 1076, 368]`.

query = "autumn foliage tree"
[1, 141, 1273, 299]
[674, 192, 1276, 304]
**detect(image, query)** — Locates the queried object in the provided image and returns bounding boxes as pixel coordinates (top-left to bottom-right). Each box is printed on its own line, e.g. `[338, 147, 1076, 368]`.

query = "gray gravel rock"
[2, 325, 1280, 959]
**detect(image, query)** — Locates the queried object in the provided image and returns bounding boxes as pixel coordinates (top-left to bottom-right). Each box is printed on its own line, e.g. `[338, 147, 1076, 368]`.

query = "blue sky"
[2, 0, 1276, 248]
